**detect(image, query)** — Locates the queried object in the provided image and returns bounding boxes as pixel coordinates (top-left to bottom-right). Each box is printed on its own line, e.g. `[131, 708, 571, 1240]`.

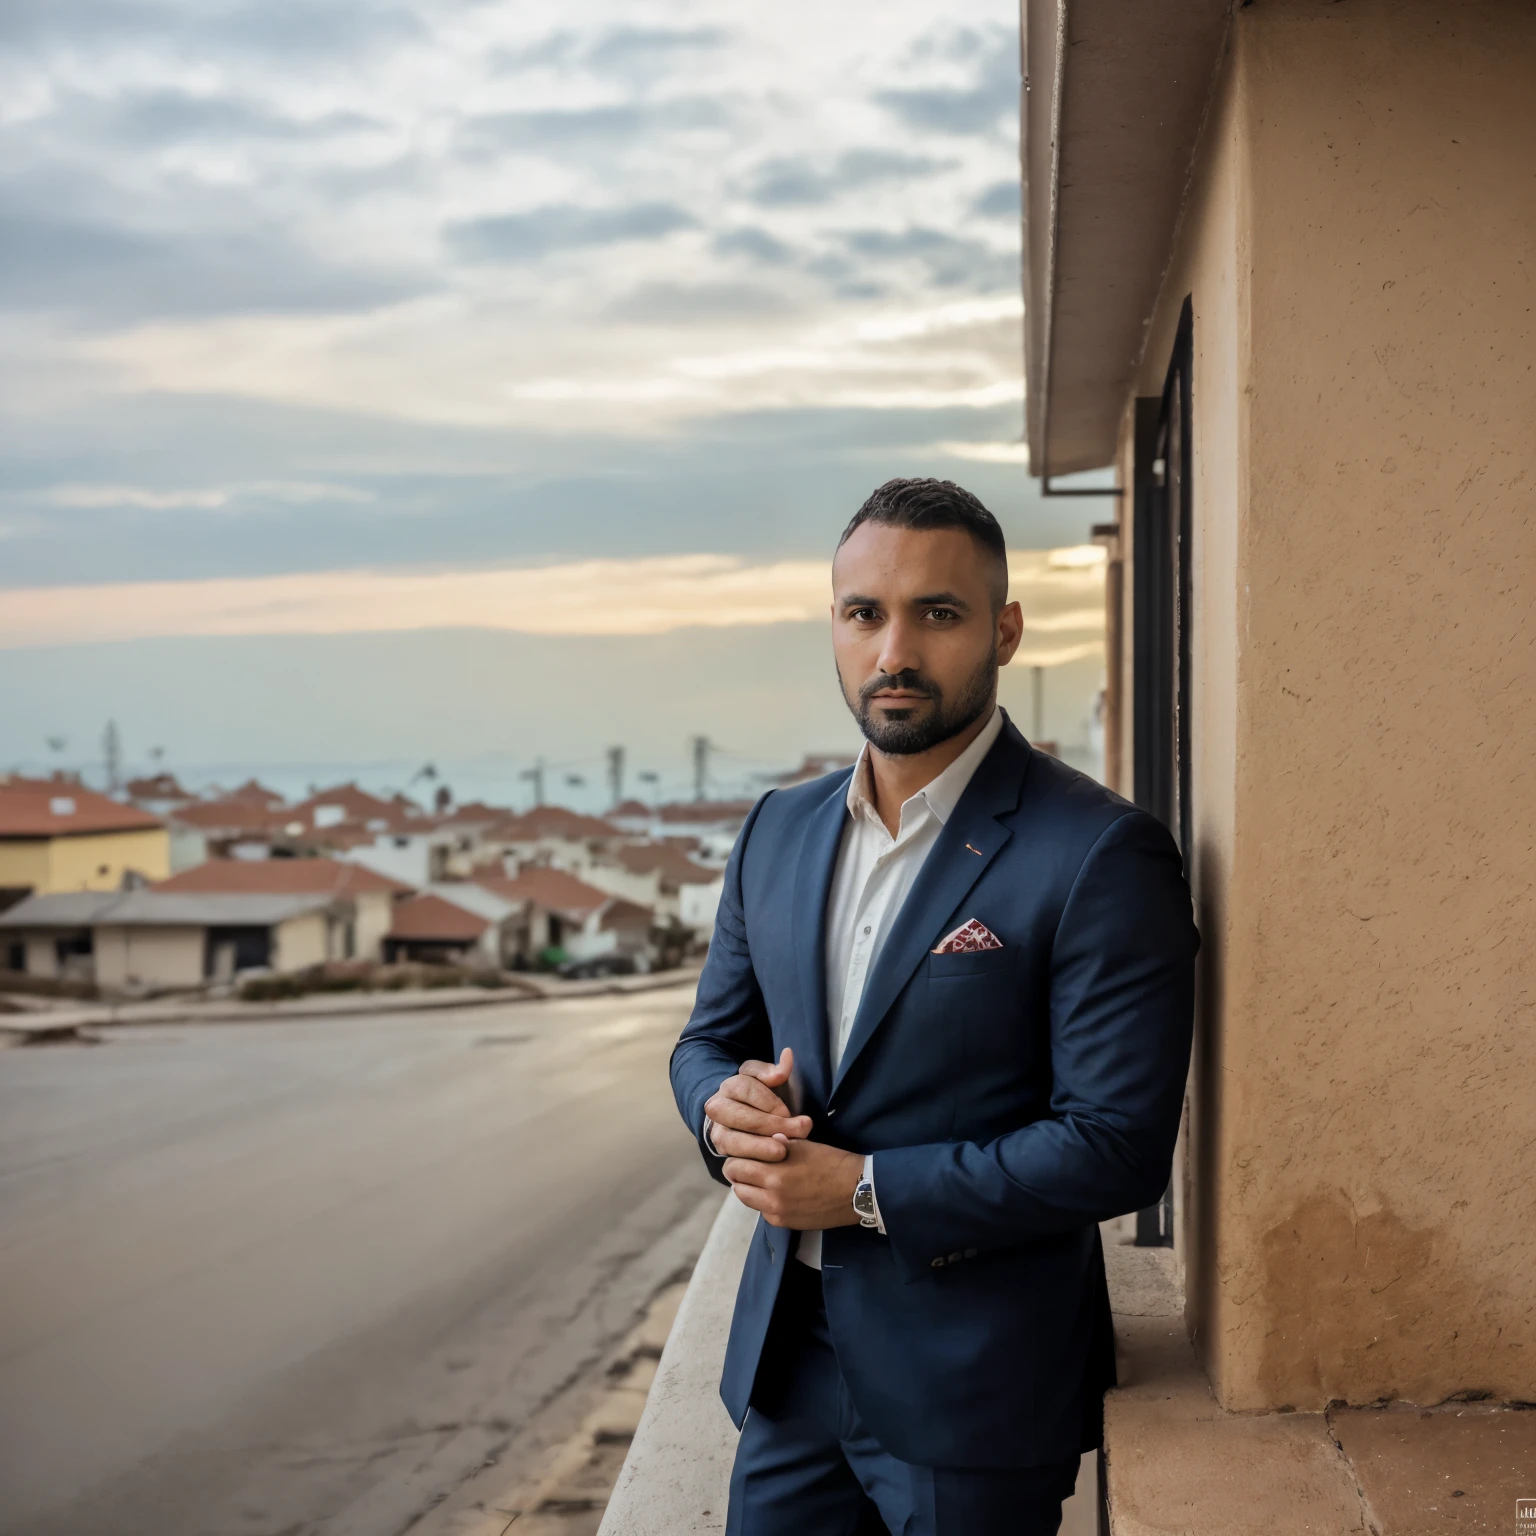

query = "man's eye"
[850, 607, 879, 622]
[927, 607, 958, 621]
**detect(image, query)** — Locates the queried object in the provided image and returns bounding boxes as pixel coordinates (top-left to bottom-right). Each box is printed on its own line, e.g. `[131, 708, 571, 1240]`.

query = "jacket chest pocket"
[927, 944, 1033, 1072]
[927, 945, 1018, 981]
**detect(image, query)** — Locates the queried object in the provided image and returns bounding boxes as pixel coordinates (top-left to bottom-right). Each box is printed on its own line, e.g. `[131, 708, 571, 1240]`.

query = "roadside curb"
[0, 966, 703, 1038]
[412, 1194, 725, 1536]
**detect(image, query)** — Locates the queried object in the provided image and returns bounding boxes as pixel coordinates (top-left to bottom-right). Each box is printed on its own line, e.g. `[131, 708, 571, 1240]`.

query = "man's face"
[831, 522, 1023, 756]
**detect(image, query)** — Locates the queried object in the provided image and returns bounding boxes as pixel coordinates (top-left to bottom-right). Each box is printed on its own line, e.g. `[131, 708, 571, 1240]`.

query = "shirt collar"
[845, 705, 1004, 830]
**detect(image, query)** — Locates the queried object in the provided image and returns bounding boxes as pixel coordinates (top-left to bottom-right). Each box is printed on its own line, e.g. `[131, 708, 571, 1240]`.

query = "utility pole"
[691, 736, 711, 803]
[1031, 666, 1045, 742]
[606, 745, 625, 809]
[520, 758, 545, 808]
[102, 719, 122, 795]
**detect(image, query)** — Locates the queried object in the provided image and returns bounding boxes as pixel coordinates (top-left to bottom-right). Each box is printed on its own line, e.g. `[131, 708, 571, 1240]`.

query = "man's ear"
[995, 600, 1024, 667]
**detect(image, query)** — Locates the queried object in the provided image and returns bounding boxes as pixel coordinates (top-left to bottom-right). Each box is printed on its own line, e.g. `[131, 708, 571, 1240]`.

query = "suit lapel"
[829, 722, 1032, 1099]
[789, 773, 849, 1113]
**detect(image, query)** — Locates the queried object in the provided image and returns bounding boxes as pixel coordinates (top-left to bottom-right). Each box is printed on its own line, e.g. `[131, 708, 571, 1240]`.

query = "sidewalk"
[0, 964, 704, 1043]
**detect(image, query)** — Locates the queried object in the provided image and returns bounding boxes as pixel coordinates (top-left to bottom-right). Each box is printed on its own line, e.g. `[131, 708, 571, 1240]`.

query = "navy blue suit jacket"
[670, 716, 1198, 1468]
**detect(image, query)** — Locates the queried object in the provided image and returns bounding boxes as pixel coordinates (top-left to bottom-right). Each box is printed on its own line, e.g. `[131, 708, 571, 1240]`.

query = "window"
[1131, 296, 1194, 1247]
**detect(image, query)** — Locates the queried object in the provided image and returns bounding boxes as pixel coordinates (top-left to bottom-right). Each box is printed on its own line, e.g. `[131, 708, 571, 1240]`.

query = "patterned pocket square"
[932, 918, 1003, 954]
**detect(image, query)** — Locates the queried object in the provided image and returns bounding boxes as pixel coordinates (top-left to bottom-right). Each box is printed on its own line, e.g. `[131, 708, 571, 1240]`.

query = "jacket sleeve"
[670, 792, 776, 1185]
[872, 809, 1198, 1279]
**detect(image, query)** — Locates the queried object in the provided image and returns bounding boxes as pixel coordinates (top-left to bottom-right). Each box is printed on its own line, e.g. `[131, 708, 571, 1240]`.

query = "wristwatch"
[852, 1177, 878, 1229]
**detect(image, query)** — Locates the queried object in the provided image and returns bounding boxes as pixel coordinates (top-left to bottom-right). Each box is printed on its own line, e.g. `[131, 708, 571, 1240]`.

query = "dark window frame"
[1131, 296, 1194, 1247]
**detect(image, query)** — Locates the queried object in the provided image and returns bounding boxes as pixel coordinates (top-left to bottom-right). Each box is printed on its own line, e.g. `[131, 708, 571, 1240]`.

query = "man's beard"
[843, 651, 997, 756]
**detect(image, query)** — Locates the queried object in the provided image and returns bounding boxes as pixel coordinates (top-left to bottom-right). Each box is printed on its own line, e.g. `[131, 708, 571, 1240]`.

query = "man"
[671, 478, 1198, 1535]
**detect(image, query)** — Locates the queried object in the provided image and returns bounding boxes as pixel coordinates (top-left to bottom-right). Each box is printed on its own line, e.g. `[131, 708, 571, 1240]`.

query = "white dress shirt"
[705, 708, 1005, 1266]
[797, 705, 1005, 1269]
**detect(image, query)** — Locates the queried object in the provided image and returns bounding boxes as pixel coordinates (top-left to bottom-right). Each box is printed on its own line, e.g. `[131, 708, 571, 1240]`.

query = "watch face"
[854, 1182, 876, 1216]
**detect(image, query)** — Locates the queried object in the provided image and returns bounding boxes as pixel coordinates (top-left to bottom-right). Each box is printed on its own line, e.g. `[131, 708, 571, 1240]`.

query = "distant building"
[585, 842, 722, 923]
[772, 753, 858, 788]
[153, 857, 412, 962]
[0, 889, 344, 990]
[481, 806, 624, 875]
[383, 892, 497, 968]
[124, 773, 198, 817]
[475, 867, 652, 966]
[0, 776, 169, 897]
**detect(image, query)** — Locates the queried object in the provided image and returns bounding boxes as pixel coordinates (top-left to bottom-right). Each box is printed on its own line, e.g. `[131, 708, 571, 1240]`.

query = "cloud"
[464, 97, 730, 153]
[0, 195, 429, 321]
[744, 150, 953, 208]
[876, 29, 1018, 136]
[44, 481, 374, 510]
[840, 227, 1019, 291]
[0, 547, 1102, 651]
[89, 90, 385, 147]
[0, 0, 424, 56]
[713, 228, 796, 267]
[584, 25, 731, 72]
[602, 281, 793, 325]
[972, 179, 1021, 220]
[447, 202, 699, 263]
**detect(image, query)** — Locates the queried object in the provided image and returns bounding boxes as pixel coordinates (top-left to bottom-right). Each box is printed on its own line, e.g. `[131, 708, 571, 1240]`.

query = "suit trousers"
[726, 1261, 1082, 1536]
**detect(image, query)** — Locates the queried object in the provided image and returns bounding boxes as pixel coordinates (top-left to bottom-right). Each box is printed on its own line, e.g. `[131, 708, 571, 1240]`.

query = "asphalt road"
[0, 986, 718, 1536]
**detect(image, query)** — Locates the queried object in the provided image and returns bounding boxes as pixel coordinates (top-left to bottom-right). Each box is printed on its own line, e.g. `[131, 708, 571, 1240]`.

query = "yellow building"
[0, 777, 170, 896]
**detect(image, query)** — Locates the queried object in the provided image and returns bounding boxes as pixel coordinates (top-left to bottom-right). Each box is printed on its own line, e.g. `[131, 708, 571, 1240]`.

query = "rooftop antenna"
[691, 736, 712, 803]
[520, 758, 545, 807]
[606, 745, 625, 809]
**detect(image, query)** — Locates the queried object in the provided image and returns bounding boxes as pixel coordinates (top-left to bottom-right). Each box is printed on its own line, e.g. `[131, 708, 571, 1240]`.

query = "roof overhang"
[1022, 0, 1230, 476]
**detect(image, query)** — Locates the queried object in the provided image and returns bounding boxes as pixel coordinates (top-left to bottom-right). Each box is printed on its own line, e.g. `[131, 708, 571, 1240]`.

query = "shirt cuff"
[863, 1152, 886, 1234]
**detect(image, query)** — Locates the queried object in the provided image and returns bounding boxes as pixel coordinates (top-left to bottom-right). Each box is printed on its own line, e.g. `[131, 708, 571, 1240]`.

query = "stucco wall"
[95, 926, 204, 991]
[352, 892, 393, 962]
[0, 842, 51, 893]
[1122, 0, 1536, 1411]
[46, 829, 170, 892]
[24, 936, 58, 978]
[273, 911, 330, 973]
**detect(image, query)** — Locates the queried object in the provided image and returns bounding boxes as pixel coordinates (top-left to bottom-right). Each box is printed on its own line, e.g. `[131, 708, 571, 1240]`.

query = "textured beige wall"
[46, 829, 170, 892]
[95, 926, 204, 991]
[274, 911, 329, 973]
[1123, 0, 1536, 1411]
[0, 841, 52, 893]
[354, 892, 393, 962]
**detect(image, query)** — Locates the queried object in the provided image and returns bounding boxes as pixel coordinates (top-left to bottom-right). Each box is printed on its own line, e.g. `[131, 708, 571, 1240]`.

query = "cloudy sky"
[0, 0, 1107, 804]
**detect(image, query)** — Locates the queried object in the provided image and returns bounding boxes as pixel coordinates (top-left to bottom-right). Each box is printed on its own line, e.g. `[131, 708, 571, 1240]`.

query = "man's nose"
[875, 614, 923, 680]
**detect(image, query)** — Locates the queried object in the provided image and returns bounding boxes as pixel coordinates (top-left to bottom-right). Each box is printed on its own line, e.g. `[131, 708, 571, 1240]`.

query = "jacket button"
[964, 1248, 978, 1259]
[930, 1257, 945, 1268]
[948, 1252, 962, 1264]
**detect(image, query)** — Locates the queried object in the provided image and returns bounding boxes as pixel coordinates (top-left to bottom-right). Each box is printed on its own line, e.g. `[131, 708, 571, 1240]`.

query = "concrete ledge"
[596, 1194, 752, 1536]
[1102, 1275, 1536, 1535]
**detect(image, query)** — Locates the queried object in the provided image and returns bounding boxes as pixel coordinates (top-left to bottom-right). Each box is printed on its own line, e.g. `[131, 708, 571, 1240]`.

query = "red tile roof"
[475, 866, 618, 922]
[654, 799, 756, 824]
[387, 892, 488, 942]
[285, 782, 420, 829]
[169, 797, 293, 834]
[154, 857, 412, 898]
[0, 777, 164, 838]
[437, 800, 514, 827]
[224, 778, 286, 807]
[485, 806, 621, 842]
[611, 843, 719, 886]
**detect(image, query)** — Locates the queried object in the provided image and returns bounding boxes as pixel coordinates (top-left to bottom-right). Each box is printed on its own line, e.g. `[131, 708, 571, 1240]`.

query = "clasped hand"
[705, 1047, 863, 1229]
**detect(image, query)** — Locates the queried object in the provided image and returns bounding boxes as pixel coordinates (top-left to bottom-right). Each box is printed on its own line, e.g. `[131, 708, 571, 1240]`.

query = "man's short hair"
[837, 478, 1009, 609]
